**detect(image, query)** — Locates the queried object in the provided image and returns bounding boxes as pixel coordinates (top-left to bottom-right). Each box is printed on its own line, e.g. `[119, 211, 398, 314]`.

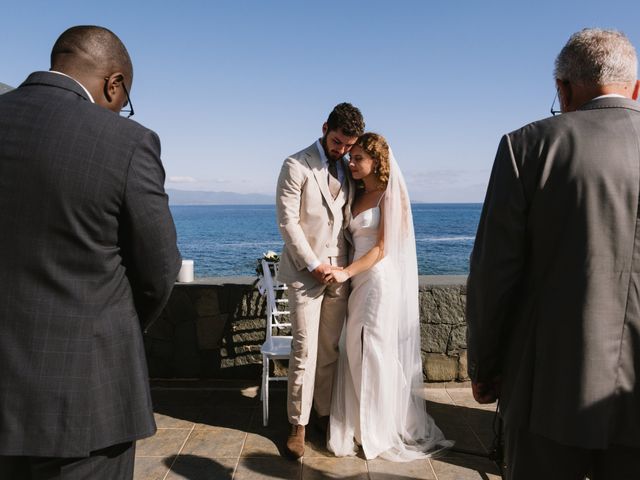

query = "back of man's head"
[326, 102, 365, 137]
[51, 26, 132, 80]
[555, 28, 637, 86]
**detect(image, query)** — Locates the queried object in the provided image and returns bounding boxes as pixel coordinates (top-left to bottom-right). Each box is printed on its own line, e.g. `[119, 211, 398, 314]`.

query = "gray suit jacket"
[0, 72, 181, 457]
[276, 142, 354, 285]
[466, 97, 640, 449]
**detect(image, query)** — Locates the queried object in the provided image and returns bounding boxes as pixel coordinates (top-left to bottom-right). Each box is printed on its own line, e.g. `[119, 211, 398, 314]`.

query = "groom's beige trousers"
[287, 256, 348, 426]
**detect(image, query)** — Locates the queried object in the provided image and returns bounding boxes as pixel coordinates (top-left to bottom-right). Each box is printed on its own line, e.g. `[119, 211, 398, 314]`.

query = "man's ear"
[103, 73, 124, 105]
[632, 80, 640, 101]
[556, 79, 572, 112]
[322, 122, 328, 136]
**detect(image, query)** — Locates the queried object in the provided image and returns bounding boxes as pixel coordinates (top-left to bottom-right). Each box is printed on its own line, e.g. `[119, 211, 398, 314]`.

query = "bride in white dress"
[326, 133, 453, 461]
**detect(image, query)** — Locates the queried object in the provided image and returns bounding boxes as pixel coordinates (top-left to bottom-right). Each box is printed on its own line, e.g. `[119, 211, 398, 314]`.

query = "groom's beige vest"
[276, 142, 353, 285]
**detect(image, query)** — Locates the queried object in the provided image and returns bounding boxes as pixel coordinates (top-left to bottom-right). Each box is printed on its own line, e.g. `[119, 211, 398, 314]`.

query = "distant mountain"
[167, 189, 275, 205]
[0, 82, 13, 94]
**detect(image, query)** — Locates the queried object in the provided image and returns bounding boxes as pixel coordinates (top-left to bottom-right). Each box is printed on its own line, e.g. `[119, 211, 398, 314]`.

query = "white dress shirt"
[49, 70, 95, 103]
[316, 139, 345, 184]
[593, 93, 626, 100]
[306, 140, 347, 272]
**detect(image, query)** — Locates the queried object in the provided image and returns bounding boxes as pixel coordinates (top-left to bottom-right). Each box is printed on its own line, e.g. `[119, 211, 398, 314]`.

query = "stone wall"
[418, 277, 468, 382]
[143, 275, 468, 382]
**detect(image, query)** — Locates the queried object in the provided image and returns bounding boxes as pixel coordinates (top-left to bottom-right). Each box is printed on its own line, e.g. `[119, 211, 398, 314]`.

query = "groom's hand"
[311, 264, 333, 284]
[327, 269, 350, 284]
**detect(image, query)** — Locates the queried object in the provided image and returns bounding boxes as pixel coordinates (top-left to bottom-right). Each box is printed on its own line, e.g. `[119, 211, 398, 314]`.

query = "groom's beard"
[321, 135, 343, 162]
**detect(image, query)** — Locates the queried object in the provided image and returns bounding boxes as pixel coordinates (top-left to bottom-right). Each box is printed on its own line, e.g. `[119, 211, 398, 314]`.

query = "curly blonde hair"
[355, 132, 390, 186]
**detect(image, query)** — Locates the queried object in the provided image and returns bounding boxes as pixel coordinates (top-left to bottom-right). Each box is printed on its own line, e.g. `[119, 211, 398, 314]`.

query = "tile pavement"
[134, 381, 502, 480]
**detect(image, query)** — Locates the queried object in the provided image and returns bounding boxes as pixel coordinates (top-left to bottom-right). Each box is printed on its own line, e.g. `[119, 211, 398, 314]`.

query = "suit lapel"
[305, 144, 336, 208]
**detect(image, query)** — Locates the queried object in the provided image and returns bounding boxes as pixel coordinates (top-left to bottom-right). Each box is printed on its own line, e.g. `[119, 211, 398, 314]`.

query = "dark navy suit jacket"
[0, 71, 181, 457]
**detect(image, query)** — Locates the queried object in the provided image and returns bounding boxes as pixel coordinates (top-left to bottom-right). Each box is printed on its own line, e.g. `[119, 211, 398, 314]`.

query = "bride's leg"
[344, 298, 364, 404]
[344, 281, 366, 444]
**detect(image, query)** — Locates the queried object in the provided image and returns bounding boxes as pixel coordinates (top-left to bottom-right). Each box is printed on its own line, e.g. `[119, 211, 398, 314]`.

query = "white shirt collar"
[315, 139, 345, 183]
[49, 70, 95, 103]
[316, 139, 330, 166]
[593, 93, 626, 100]
[316, 139, 346, 167]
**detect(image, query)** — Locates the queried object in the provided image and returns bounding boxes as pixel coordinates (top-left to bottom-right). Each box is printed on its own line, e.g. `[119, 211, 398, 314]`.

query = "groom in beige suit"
[276, 103, 365, 459]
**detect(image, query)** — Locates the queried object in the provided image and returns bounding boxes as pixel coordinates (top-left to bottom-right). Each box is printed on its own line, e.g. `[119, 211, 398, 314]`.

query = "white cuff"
[307, 259, 321, 272]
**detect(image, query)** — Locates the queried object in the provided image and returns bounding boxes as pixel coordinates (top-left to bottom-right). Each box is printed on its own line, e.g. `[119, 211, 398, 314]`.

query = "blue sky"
[2, 1, 639, 202]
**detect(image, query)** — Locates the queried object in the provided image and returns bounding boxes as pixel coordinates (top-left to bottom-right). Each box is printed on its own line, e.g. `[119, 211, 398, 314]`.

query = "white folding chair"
[259, 259, 292, 426]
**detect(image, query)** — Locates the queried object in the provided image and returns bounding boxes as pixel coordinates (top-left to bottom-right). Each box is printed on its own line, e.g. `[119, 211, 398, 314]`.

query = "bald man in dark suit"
[0, 26, 181, 479]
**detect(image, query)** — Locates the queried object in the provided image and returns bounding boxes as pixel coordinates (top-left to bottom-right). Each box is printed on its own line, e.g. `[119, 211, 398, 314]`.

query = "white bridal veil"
[379, 149, 452, 460]
[329, 148, 452, 461]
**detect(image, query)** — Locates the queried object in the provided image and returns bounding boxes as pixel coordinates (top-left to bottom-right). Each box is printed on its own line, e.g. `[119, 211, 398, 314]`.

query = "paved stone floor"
[134, 381, 502, 480]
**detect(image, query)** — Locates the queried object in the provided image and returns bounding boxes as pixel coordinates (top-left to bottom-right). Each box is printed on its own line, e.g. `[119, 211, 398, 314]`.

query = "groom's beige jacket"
[276, 142, 354, 285]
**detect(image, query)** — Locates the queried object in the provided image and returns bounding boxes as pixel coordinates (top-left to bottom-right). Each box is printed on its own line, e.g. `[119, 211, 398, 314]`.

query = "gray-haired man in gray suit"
[466, 29, 640, 479]
[0, 26, 181, 478]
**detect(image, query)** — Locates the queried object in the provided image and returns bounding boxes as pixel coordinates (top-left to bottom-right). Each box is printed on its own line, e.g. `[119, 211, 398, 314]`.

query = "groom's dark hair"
[326, 103, 365, 137]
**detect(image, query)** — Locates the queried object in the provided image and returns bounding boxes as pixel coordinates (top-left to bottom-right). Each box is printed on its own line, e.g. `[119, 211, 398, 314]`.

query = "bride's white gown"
[328, 204, 451, 461]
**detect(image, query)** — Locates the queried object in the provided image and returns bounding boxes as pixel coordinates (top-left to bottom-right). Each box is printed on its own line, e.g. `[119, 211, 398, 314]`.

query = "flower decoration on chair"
[255, 251, 280, 276]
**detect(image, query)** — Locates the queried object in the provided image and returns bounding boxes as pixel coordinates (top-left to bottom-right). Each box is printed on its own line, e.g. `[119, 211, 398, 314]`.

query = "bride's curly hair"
[355, 133, 390, 186]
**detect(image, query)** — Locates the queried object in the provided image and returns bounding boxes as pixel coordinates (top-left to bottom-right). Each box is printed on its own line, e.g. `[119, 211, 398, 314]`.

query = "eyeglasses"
[103, 76, 134, 118]
[550, 89, 561, 116]
[120, 82, 134, 118]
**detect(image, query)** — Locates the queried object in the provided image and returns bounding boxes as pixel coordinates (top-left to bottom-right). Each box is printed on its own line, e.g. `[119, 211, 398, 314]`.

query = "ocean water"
[170, 204, 482, 278]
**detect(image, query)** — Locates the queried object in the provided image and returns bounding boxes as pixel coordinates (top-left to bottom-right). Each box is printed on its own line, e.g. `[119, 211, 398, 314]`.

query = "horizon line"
[168, 201, 484, 206]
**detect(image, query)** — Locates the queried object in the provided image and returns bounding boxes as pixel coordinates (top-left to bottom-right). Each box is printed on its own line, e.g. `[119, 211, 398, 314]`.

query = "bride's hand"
[328, 269, 351, 284]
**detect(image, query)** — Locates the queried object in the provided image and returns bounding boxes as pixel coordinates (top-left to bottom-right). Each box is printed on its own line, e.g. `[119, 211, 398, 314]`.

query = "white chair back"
[261, 259, 290, 340]
[259, 259, 292, 427]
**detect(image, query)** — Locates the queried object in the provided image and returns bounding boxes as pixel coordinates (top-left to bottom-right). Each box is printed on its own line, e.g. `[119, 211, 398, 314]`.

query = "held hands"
[311, 264, 334, 284]
[327, 267, 350, 284]
[311, 264, 351, 284]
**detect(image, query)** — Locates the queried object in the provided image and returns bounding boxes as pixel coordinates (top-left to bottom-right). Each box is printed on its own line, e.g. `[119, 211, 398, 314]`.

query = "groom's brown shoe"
[285, 424, 305, 459]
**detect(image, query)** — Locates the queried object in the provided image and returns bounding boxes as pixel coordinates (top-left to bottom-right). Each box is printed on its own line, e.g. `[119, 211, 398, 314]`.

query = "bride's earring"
[374, 163, 379, 174]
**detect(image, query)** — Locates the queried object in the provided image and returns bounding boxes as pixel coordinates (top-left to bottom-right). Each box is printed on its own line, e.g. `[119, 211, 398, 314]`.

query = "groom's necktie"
[328, 160, 341, 199]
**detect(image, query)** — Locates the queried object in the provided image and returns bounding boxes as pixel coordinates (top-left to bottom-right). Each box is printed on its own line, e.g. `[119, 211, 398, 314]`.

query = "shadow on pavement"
[150, 385, 503, 478]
